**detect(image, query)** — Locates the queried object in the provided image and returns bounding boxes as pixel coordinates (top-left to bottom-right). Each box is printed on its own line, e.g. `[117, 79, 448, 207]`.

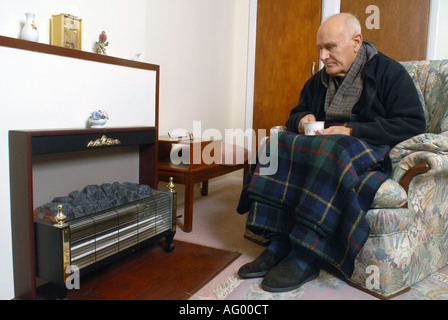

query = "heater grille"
[69, 192, 172, 269]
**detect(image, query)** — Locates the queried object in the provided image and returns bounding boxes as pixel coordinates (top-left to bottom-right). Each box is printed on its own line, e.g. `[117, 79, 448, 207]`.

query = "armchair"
[349, 59, 448, 299]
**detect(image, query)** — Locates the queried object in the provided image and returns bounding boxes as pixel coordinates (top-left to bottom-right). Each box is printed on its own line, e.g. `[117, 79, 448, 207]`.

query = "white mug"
[270, 126, 287, 136]
[304, 121, 325, 136]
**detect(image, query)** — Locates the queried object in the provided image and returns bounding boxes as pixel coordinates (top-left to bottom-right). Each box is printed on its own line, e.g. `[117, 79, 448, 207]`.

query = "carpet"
[218, 265, 448, 300]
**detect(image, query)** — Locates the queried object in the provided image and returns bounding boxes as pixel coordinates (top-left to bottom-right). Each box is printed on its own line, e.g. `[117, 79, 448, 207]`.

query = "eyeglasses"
[167, 132, 194, 142]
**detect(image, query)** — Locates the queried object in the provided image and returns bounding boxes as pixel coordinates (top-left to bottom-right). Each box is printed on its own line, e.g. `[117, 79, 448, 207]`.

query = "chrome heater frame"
[34, 190, 176, 290]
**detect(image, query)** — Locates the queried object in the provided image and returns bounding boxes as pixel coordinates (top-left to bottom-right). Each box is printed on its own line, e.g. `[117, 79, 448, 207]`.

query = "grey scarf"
[324, 43, 367, 120]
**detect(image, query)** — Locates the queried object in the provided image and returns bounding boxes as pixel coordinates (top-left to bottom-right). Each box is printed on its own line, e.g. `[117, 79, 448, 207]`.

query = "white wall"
[429, 0, 448, 60]
[145, 0, 250, 137]
[0, 0, 147, 60]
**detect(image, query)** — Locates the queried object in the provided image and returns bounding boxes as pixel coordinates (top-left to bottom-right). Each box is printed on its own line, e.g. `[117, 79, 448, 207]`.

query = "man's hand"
[299, 114, 353, 136]
[299, 114, 317, 134]
[317, 126, 352, 136]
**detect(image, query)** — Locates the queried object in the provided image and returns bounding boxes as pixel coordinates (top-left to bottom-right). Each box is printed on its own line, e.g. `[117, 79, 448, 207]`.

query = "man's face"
[316, 21, 360, 77]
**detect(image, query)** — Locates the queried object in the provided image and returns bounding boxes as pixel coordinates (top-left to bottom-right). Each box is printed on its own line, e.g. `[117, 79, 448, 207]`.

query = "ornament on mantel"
[21, 13, 39, 42]
[95, 31, 109, 54]
[133, 53, 142, 61]
[88, 110, 109, 128]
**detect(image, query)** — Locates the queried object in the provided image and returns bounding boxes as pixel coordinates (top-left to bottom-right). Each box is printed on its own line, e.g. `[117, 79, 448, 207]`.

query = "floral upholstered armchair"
[349, 59, 448, 299]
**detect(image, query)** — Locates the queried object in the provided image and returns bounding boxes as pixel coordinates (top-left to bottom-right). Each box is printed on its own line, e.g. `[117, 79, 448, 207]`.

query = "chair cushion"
[365, 208, 414, 235]
[371, 179, 407, 209]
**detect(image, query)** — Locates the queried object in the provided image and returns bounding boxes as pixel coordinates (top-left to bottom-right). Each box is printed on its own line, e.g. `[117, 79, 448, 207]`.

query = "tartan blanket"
[237, 132, 391, 277]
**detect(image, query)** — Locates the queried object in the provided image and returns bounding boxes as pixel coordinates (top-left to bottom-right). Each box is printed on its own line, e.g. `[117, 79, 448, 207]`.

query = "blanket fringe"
[212, 275, 242, 300]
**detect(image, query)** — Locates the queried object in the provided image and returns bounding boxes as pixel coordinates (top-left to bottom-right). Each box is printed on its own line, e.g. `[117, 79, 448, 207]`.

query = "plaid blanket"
[237, 132, 391, 277]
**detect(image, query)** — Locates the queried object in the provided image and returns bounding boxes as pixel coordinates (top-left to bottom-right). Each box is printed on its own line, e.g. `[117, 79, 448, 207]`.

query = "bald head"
[317, 13, 363, 77]
[320, 13, 362, 41]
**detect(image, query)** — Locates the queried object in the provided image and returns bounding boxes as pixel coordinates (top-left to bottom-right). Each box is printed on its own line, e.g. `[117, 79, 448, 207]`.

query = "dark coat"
[286, 42, 426, 148]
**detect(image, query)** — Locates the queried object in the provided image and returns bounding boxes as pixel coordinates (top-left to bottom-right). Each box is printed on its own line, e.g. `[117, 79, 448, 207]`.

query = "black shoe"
[261, 257, 320, 292]
[238, 249, 280, 279]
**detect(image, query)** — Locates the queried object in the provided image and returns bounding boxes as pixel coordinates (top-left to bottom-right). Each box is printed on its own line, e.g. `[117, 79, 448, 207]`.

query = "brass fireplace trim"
[87, 135, 121, 148]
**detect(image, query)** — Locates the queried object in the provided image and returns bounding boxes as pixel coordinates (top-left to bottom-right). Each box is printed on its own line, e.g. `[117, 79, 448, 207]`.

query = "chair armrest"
[368, 133, 445, 209]
[391, 151, 440, 184]
[391, 149, 448, 209]
[371, 156, 431, 210]
[385, 132, 448, 209]
[389, 132, 448, 165]
[389, 132, 448, 190]
[398, 162, 430, 193]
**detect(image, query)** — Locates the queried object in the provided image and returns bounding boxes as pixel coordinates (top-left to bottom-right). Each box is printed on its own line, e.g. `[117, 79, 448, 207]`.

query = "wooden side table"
[157, 136, 248, 233]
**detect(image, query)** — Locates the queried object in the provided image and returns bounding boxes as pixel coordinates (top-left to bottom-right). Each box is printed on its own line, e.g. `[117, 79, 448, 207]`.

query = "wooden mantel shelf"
[0, 35, 158, 72]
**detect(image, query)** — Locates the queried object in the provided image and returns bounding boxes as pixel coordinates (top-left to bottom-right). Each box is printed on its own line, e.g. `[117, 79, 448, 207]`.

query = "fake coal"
[35, 182, 153, 222]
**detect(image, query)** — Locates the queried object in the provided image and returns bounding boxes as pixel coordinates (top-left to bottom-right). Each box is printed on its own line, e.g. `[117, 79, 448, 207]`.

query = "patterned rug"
[213, 265, 448, 300]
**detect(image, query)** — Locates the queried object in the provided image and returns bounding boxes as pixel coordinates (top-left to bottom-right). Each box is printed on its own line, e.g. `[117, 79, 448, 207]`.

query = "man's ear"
[353, 34, 363, 51]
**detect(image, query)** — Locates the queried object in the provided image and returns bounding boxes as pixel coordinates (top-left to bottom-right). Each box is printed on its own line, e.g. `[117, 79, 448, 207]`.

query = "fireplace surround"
[9, 127, 176, 299]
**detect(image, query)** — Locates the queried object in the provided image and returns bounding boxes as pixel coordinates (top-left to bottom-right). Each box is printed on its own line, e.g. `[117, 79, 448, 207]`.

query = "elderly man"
[237, 13, 425, 293]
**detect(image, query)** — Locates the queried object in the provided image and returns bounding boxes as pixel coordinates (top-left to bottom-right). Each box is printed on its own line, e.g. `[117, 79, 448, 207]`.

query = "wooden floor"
[38, 240, 240, 300]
